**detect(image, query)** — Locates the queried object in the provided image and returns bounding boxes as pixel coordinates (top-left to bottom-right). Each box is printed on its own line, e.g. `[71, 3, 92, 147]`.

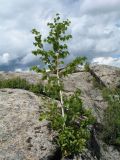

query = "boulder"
[0, 89, 58, 160]
[90, 65, 120, 89]
[0, 72, 42, 84]
[63, 72, 108, 122]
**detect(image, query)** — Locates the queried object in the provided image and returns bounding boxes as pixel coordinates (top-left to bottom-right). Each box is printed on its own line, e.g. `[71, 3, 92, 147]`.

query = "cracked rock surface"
[0, 65, 120, 160]
[0, 89, 57, 160]
[90, 65, 120, 89]
[63, 71, 108, 122]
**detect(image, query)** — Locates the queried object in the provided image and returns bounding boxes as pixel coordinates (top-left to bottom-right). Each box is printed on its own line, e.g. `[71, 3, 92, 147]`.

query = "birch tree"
[31, 14, 94, 158]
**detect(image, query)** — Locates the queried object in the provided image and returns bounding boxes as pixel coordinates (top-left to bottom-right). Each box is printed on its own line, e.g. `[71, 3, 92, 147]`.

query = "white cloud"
[14, 68, 23, 72]
[91, 57, 120, 67]
[0, 0, 120, 71]
[69, 13, 120, 57]
[0, 53, 11, 65]
[15, 68, 29, 72]
[81, 0, 120, 14]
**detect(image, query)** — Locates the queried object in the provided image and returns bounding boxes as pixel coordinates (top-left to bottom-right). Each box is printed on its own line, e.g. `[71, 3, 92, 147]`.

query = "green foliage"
[43, 75, 63, 100]
[31, 13, 71, 74]
[0, 77, 30, 90]
[0, 77, 44, 95]
[92, 76, 120, 146]
[0, 77, 66, 100]
[59, 91, 95, 156]
[31, 13, 86, 76]
[102, 88, 120, 146]
[61, 57, 86, 77]
[31, 13, 94, 158]
[40, 90, 95, 157]
[102, 88, 120, 102]
[29, 83, 44, 94]
[84, 62, 90, 72]
[58, 127, 87, 156]
[102, 101, 120, 145]
[102, 88, 111, 101]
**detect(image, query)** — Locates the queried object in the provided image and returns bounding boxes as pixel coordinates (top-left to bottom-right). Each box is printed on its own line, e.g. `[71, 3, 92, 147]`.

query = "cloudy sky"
[0, 0, 120, 71]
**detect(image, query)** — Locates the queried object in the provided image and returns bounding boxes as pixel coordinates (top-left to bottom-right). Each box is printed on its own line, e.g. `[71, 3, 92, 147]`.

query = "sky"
[0, 0, 120, 71]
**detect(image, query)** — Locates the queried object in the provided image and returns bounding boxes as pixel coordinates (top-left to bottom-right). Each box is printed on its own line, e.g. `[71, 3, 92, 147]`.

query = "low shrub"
[0, 77, 29, 90]
[40, 90, 95, 157]
[84, 62, 90, 72]
[0, 77, 63, 98]
[92, 76, 120, 146]
[102, 100, 120, 146]
[44, 82, 60, 100]
[29, 83, 44, 94]
[0, 77, 44, 95]
[102, 88, 120, 146]
[102, 88, 120, 102]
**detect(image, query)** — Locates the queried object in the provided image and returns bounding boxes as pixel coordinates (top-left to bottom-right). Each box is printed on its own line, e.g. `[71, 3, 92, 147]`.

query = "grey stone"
[0, 72, 42, 84]
[90, 65, 120, 89]
[0, 89, 57, 160]
[0, 65, 120, 160]
[63, 71, 108, 122]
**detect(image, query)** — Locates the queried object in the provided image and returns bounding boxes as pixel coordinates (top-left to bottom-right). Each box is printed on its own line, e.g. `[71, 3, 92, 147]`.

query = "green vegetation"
[0, 77, 29, 90]
[31, 13, 94, 158]
[0, 77, 44, 95]
[40, 90, 94, 157]
[103, 100, 120, 146]
[102, 88, 120, 146]
[84, 62, 90, 72]
[92, 77, 103, 90]
[92, 77, 120, 146]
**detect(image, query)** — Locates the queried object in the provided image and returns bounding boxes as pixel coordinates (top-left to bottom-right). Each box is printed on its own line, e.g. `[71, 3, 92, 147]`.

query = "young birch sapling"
[31, 14, 94, 158]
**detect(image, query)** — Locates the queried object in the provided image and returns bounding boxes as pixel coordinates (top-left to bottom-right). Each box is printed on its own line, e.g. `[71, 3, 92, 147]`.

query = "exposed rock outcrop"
[0, 89, 58, 160]
[90, 65, 120, 89]
[63, 71, 108, 122]
[0, 65, 120, 160]
[0, 72, 42, 84]
[62, 68, 120, 160]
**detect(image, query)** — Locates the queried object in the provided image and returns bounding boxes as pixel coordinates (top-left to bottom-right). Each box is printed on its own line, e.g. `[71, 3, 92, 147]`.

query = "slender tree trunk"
[56, 53, 65, 119]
